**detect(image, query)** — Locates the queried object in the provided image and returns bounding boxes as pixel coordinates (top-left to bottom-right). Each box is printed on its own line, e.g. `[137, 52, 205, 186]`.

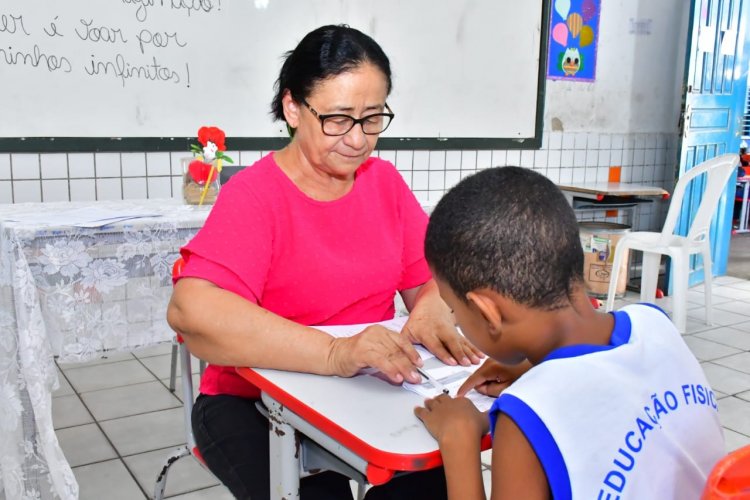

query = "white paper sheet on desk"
[2, 206, 162, 227]
[313, 317, 496, 412]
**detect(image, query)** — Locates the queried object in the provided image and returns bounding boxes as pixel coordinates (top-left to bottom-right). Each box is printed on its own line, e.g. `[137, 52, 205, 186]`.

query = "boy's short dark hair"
[425, 166, 583, 310]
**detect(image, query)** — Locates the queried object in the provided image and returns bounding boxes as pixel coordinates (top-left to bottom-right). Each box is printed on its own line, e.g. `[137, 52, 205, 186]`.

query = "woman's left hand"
[402, 280, 484, 366]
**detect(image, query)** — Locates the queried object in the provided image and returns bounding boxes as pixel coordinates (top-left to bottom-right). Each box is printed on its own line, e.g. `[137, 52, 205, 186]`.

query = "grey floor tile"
[712, 352, 750, 375]
[168, 485, 234, 499]
[702, 362, 750, 396]
[160, 373, 201, 403]
[683, 336, 742, 361]
[100, 407, 185, 457]
[58, 351, 135, 370]
[723, 428, 750, 453]
[717, 396, 750, 436]
[686, 289, 733, 305]
[714, 300, 750, 316]
[711, 286, 750, 301]
[132, 342, 174, 358]
[81, 381, 182, 421]
[715, 390, 730, 399]
[74, 459, 147, 500]
[64, 359, 157, 393]
[695, 326, 750, 351]
[724, 280, 750, 291]
[140, 353, 200, 380]
[57, 423, 117, 467]
[684, 318, 722, 335]
[53, 394, 94, 429]
[714, 276, 747, 285]
[688, 308, 750, 327]
[123, 447, 220, 498]
[53, 368, 75, 397]
[737, 390, 750, 402]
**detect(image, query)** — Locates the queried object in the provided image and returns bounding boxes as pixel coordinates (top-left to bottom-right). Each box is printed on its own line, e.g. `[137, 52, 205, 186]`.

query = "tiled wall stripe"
[0, 131, 678, 232]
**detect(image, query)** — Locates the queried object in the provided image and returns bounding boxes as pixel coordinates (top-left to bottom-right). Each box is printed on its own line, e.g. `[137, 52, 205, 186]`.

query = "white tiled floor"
[54, 277, 750, 499]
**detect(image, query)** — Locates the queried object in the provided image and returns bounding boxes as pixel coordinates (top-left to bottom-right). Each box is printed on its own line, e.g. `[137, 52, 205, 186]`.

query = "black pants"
[193, 393, 448, 500]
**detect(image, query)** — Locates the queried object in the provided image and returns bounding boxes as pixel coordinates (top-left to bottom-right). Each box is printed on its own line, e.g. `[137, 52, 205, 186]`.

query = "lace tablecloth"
[0, 199, 210, 500]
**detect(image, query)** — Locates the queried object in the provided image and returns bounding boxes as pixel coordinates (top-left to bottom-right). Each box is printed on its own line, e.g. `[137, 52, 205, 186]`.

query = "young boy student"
[414, 166, 725, 499]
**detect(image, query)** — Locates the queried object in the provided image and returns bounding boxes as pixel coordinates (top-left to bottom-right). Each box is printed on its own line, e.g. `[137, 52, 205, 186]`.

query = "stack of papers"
[315, 317, 495, 412]
[2, 207, 162, 228]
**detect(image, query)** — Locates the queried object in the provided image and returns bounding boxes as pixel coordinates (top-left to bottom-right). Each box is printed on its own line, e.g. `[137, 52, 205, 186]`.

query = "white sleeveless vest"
[490, 304, 725, 499]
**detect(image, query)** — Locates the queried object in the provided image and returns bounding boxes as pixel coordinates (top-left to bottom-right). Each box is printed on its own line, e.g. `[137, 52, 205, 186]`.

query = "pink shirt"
[179, 153, 430, 398]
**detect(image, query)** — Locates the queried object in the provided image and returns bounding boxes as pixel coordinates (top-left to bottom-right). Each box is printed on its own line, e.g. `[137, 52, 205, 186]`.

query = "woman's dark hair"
[270, 24, 392, 122]
[425, 167, 584, 311]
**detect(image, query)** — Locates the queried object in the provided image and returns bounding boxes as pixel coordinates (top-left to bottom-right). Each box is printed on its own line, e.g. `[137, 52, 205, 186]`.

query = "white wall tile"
[586, 150, 599, 168]
[633, 149, 646, 166]
[413, 151, 429, 170]
[13, 180, 41, 202]
[428, 171, 445, 190]
[12, 154, 40, 179]
[397, 170, 412, 187]
[446, 151, 462, 170]
[520, 150, 534, 168]
[0, 181, 12, 203]
[412, 171, 429, 190]
[559, 167, 573, 183]
[239, 151, 262, 166]
[69, 154, 95, 178]
[491, 150, 506, 166]
[534, 150, 548, 168]
[561, 150, 574, 167]
[378, 150, 396, 164]
[462, 151, 478, 169]
[644, 149, 656, 166]
[612, 134, 625, 149]
[586, 132, 600, 150]
[445, 170, 461, 190]
[548, 150, 561, 168]
[147, 177, 172, 199]
[97, 179, 122, 201]
[121, 153, 147, 177]
[610, 150, 623, 165]
[572, 168, 586, 183]
[146, 153, 172, 176]
[572, 150, 586, 167]
[548, 131, 563, 149]
[172, 153, 189, 175]
[42, 180, 69, 202]
[171, 176, 182, 198]
[506, 150, 521, 165]
[70, 179, 96, 201]
[428, 151, 446, 171]
[562, 133, 576, 150]
[122, 178, 147, 199]
[574, 132, 588, 150]
[476, 150, 491, 169]
[395, 150, 413, 171]
[599, 134, 612, 150]
[598, 150, 611, 167]
[0, 154, 10, 179]
[95, 153, 121, 178]
[41, 154, 68, 179]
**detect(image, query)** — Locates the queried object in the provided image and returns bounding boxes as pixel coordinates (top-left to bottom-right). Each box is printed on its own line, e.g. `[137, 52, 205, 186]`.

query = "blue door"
[676, 0, 750, 288]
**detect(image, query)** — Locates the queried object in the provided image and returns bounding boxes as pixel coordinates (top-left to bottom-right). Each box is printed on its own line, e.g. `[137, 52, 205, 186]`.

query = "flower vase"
[182, 157, 221, 205]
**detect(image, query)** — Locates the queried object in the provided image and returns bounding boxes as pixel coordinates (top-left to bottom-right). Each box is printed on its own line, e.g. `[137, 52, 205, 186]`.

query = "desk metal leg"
[266, 398, 301, 500]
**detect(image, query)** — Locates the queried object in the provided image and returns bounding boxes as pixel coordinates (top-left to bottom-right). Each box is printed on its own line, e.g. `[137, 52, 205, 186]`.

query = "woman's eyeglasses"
[301, 99, 394, 136]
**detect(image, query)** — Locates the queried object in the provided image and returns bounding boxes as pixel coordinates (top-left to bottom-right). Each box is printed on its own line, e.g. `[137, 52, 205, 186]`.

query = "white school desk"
[237, 366, 493, 500]
[557, 181, 670, 227]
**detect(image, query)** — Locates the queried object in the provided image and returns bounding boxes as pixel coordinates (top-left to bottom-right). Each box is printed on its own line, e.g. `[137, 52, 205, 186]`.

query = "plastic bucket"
[579, 222, 631, 299]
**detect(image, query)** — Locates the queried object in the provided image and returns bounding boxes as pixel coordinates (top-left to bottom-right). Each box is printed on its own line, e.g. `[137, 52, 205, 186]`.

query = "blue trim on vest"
[543, 310, 632, 362]
[489, 394, 572, 500]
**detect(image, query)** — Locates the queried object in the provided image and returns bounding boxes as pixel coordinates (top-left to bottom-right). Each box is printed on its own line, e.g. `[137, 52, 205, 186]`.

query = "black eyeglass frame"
[300, 99, 395, 136]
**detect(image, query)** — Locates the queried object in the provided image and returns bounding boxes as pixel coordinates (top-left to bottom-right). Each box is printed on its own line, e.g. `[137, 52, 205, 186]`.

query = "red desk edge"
[236, 366, 492, 483]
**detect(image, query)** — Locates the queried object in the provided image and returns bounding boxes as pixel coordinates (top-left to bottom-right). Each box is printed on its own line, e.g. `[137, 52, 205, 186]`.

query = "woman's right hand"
[456, 358, 532, 398]
[326, 325, 424, 384]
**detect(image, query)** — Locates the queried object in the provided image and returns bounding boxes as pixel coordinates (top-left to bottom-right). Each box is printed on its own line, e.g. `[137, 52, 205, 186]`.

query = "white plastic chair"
[605, 154, 739, 332]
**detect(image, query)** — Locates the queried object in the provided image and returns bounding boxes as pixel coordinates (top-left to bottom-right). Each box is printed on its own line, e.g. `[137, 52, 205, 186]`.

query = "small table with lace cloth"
[0, 199, 209, 500]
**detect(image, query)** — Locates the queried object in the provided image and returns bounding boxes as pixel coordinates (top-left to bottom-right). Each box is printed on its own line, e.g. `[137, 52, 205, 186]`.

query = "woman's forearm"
[167, 277, 337, 374]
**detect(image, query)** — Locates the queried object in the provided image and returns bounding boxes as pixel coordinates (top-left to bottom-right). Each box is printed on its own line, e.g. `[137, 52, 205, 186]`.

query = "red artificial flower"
[188, 160, 218, 185]
[197, 126, 227, 151]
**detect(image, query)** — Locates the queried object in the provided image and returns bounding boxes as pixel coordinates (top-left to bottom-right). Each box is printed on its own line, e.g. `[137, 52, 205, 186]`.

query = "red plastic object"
[701, 445, 750, 499]
[655, 289, 665, 299]
[589, 296, 600, 309]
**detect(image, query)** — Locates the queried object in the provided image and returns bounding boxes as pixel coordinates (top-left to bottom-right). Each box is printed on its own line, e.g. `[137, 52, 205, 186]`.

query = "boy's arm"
[491, 414, 550, 500]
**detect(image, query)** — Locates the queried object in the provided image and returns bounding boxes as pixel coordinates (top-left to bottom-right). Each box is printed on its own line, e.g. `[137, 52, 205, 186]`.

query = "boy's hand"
[415, 394, 488, 444]
[456, 358, 533, 397]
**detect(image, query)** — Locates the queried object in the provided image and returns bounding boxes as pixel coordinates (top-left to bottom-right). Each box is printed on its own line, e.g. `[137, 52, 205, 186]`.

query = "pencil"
[416, 366, 449, 395]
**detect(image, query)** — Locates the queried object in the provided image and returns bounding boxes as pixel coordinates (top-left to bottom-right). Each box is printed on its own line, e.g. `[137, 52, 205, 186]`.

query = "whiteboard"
[0, 0, 546, 150]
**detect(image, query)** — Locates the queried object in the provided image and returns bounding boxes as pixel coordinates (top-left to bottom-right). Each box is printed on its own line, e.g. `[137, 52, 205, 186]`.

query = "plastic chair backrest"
[659, 154, 738, 244]
[702, 445, 750, 499]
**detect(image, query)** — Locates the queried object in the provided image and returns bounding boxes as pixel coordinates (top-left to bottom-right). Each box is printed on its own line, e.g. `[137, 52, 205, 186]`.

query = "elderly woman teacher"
[167, 24, 481, 499]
